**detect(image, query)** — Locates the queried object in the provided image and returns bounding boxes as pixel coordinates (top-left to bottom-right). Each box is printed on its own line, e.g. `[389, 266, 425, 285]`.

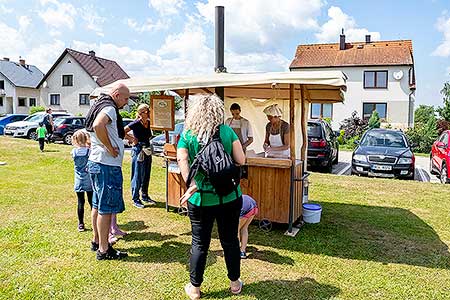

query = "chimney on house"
[89, 50, 95, 57]
[19, 58, 26, 66]
[365, 35, 371, 43]
[3, 57, 9, 61]
[339, 29, 346, 50]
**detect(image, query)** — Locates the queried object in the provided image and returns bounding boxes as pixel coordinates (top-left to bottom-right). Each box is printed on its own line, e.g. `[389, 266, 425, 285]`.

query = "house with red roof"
[290, 32, 416, 129]
[37, 49, 129, 115]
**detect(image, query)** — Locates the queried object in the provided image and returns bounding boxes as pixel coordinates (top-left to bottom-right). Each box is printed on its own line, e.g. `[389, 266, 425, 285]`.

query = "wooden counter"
[241, 151, 303, 224]
[164, 144, 187, 210]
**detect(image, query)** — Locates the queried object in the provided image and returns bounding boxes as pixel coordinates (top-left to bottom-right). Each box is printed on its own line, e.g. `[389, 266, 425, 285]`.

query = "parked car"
[307, 119, 339, 172]
[150, 123, 184, 155]
[430, 130, 450, 184]
[0, 114, 28, 135]
[51, 116, 86, 145]
[351, 129, 415, 180]
[4, 112, 71, 140]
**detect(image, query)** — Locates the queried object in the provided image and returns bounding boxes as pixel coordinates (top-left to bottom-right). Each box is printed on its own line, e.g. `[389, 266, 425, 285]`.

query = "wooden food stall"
[92, 71, 346, 233]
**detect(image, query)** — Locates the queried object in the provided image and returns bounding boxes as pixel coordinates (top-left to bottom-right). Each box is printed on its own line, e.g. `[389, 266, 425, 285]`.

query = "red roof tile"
[290, 40, 414, 69]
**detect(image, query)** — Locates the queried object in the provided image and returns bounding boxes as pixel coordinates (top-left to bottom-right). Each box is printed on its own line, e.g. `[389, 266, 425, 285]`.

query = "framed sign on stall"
[150, 95, 175, 131]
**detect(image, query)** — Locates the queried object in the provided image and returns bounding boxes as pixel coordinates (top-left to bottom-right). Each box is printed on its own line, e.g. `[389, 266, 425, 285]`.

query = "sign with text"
[150, 95, 175, 131]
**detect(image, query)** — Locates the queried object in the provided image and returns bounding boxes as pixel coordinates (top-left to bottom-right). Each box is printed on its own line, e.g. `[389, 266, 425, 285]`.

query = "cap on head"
[263, 104, 283, 117]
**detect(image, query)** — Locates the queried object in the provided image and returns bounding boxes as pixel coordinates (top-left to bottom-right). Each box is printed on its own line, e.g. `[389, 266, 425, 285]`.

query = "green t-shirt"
[36, 127, 47, 139]
[177, 125, 242, 206]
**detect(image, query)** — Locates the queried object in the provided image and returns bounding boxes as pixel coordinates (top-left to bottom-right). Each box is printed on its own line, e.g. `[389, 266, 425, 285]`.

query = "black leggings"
[187, 196, 242, 287]
[76, 191, 93, 224]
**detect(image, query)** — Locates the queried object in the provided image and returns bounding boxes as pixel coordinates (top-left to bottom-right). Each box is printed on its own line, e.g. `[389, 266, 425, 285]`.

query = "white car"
[4, 112, 71, 140]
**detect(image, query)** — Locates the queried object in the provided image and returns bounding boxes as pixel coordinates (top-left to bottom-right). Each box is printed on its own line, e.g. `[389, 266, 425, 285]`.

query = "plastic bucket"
[302, 203, 322, 224]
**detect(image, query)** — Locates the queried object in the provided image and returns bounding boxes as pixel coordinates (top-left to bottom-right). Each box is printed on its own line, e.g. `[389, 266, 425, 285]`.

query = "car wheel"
[63, 133, 73, 145]
[441, 164, 449, 184]
[333, 149, 339, 165]
[27, 130, 37, 141]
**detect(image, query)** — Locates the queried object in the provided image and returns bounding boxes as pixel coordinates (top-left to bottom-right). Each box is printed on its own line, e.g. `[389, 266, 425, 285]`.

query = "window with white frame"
[62, 75, 73, 86]
[79, 94, 90, 105]
[29, 98, 36, 106]
[18, 97, 26, 106]
[50, 94, 60, 105]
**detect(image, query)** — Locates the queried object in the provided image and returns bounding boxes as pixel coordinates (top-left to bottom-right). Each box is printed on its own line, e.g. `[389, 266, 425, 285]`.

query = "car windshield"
[23, 114, 44, 123]
[361, 131, 407, 148]
[307, 123, 322, 138]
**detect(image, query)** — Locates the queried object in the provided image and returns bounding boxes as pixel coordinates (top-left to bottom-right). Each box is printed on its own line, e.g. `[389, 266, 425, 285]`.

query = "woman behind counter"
[262, 104, 290, 158]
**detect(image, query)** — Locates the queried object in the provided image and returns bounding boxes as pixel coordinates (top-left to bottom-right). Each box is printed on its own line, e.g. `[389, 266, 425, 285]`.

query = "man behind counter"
[225, 103, 253, 152]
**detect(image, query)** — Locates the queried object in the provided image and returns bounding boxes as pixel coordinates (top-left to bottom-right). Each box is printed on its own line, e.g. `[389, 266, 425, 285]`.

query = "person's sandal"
[230, 279, 243, 295]
[184, 283, 201, 300]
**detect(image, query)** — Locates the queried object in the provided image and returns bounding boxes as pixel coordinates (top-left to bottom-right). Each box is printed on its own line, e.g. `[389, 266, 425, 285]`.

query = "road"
[329, 151, 440, 183]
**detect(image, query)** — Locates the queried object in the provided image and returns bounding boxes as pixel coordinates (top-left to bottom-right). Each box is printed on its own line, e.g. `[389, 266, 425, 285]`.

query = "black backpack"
[42, 114, 50, 126]
[186, 126, 241, 202]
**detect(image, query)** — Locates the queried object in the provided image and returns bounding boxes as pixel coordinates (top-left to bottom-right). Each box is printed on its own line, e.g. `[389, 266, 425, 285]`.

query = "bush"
[29, 106, 45, 115]
[406, 116, 438, 153]
[368, 111, 381, 129]
[437, 119, 450, 135]
[339, 111, 368, 141]
[120, 111, 134, 119]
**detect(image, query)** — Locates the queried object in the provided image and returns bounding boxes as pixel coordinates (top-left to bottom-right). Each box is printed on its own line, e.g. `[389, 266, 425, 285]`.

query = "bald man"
[85, 83, 130, 260]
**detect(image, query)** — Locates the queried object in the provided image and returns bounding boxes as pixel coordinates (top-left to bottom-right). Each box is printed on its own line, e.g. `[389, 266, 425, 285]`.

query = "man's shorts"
[88, 161, 125, 215]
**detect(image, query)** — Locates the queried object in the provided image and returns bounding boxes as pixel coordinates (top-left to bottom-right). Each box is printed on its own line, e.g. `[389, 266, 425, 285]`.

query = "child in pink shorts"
[239, 195, 258, 259]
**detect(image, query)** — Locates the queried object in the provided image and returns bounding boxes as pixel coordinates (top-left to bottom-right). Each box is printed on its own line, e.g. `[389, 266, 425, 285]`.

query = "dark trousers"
[76, 191, 93, 224]
[131, 146, 152, 201]
[188, 196, 242, 287]
[38, 138, 45, 151]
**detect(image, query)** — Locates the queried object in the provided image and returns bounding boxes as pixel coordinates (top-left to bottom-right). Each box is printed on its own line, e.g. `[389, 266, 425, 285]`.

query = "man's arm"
[93, 112, 118, 157]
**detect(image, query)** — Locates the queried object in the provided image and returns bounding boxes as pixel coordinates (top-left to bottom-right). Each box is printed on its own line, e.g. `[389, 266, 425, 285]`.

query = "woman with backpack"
[177, 94, 246, 300]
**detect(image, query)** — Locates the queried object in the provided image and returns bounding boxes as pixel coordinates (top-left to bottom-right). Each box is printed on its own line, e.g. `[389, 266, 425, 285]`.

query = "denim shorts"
[87, 161, 125, 215]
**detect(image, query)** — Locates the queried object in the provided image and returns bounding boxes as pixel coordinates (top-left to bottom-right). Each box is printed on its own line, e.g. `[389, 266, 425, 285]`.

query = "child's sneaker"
[78, 224, 85, 232]
[142, 195, 156, 205]
[133, 200, 145, 209]
[96, 245, 128, 260]
[91, 241, 99, 252]
[240, 251, 247, 259]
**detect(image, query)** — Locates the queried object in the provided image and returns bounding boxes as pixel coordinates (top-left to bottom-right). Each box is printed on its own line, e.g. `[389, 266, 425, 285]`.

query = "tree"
[368, 111, 381, 129]
[437, 81, 450, 121]
[29, 106, 45, 115]
[414, 105, 435, 125]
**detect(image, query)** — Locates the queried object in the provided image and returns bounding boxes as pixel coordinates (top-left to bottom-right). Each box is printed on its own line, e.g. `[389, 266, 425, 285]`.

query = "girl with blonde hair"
[177, 94, 246, 299]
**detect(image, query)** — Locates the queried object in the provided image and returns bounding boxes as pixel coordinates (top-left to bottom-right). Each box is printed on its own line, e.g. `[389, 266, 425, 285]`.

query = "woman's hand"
[263, 143, 269, 151]
[180, 184, 198, 205]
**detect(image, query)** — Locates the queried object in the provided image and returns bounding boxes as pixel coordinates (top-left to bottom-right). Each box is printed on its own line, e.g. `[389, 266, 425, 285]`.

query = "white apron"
[267, 133, 290, 158]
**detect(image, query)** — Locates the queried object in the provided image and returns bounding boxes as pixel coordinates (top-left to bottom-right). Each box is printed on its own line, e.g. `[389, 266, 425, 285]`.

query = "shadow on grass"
[210, 246, 295, 266]
[204, 277, 340, 300]
[124, 241, 218, 268]
[119, 221, 149, 231]
[251, 203, 450, 270]
[123, 231, 177, 242]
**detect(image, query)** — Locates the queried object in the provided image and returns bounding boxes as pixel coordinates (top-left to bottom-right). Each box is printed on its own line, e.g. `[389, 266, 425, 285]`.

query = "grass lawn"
[1, 136, 450, 300]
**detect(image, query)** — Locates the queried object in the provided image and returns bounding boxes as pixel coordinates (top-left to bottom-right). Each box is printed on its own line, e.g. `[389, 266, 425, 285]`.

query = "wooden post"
[184, 88, 189, 116]
[288, 84, 295, 233]
[300, 86, 307, 163]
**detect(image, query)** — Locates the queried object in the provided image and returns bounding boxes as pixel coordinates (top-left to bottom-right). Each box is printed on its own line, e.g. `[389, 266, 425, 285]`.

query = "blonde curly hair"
[185, 94, 224, 143]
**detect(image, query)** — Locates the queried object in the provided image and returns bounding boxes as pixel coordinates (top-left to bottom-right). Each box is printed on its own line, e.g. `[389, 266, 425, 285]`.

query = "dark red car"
[430, 130, 450, 183]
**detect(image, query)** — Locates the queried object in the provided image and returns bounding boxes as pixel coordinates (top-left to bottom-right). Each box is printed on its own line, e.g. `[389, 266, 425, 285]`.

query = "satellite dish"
[393, 70, 403, 80]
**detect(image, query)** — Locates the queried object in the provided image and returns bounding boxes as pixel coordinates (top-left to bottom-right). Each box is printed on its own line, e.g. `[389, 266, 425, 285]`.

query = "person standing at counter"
[177, 94, 246, 299]
[263, 104, 290, 158]
[225, 103, 253, 152]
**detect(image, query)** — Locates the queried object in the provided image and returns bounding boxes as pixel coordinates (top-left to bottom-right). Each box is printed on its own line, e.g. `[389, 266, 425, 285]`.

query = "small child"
[239, 195, 259, 259]
[71, 130, 93, 232]
[36, 122, 47, 152]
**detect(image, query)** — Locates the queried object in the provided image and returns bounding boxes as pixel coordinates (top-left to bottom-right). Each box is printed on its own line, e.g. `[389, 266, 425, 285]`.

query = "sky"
[0, 0, 449, 107]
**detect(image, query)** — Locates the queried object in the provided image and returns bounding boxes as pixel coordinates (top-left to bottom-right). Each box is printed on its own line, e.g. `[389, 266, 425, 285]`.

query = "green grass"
[1, 136, 450, 299]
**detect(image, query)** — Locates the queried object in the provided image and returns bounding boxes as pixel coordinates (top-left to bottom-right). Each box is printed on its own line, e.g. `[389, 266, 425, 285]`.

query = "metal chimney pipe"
[214, 6, 226, 101]
[215, 6, 226, 73]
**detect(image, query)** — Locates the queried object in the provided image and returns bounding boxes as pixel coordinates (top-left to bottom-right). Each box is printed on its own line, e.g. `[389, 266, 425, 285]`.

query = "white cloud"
[126, 17, 170, 33]
[196, 0, 323, 52]
[432, 14, 450, 57]
[0, 22, 26, 59]
[149, 0, 184, 16]
[38, 0, 77, 30]
[315, 6, 381, 43]
[18, 16, 31, 32]
[25, 40, 66, 72]
[0, 0, 13, 14]
[79, 5, 106, 37]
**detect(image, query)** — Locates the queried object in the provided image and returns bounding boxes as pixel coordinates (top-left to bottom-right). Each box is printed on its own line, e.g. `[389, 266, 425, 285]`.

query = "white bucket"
[302, 203, 322, 224]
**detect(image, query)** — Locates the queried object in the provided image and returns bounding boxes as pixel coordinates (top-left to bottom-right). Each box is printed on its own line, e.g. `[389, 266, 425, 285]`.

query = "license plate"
[373, 165, 392, 171]
[368, 172, 395, 178]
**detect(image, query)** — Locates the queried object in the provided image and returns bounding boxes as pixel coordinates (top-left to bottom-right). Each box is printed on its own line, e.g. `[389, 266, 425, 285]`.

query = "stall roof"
[91, 70, 347, 102]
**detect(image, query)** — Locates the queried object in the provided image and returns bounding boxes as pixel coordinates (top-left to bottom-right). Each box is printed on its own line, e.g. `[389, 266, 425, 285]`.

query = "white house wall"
[0, 74, 40, 115]
[296, 66, 414, 130]
[0, 73, 15, 114]
[39, 53, 98, 116]
[14, 87, 41, 114]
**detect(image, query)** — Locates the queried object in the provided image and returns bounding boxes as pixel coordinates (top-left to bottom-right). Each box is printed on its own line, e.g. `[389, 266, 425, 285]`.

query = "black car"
[307, 120, 339, 172]
[51, 116, 86, 145]
[351, 129, 415, 180]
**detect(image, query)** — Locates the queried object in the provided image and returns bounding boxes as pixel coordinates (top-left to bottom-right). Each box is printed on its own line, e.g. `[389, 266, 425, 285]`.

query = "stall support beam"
[288, 84, 295, 233]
